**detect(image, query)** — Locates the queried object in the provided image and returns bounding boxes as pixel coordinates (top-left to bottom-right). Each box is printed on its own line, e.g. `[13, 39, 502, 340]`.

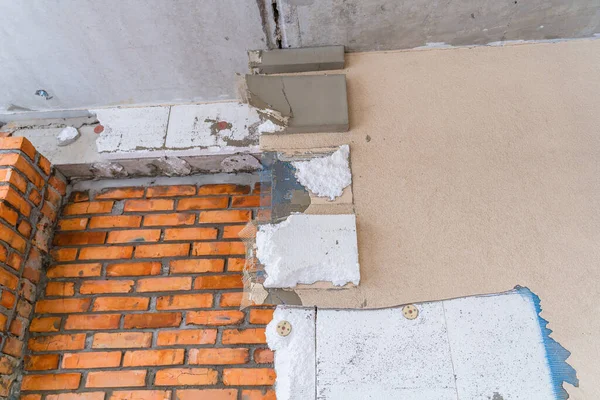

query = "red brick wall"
[0, 138, 66, 398]
[21, 183, 276, 400]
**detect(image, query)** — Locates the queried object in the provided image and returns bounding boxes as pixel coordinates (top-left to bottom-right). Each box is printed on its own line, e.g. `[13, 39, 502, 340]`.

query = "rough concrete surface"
[260, 39, 600, 399]
[277, 0, 600, 51]
[0, 0, 267, 112]
[249, 45, 345, 74]
[246, 75, 349, 133]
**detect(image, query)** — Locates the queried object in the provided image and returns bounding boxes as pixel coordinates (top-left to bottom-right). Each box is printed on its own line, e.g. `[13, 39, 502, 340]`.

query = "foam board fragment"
[266, 306, 316, 400]
[292, 145, 351, 200]
[256, 214, 360, 288]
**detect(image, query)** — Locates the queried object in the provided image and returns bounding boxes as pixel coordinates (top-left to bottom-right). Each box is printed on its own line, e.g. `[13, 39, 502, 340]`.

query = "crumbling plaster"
[260, 39, 600, 400]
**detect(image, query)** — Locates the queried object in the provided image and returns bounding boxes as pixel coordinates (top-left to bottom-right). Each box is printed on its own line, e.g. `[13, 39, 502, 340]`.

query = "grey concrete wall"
[0, 0, 267, 112]
[277, 0, 600, 51]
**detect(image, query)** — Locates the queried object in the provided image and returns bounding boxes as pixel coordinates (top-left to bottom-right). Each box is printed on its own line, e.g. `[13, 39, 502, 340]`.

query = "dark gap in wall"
[272, 1, 283, 49]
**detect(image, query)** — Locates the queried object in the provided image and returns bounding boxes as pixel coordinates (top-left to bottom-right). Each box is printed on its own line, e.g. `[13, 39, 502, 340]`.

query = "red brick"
[58, 218, 88, 231]
[96, 187, 145, 199]
[24, 354, 60, 371]
[249, 309, 274, 324]
[0, 168, 27, 193]
[0, 355, 16, 374]
[28, 334, 86, 351]
[199, 210, 251, 223]
[16, 298, 32, 318]
[0, 290, 16, 308]
[107, 261, 161, 276]
[28, 189, 42, 205]
[69, 191, 90, 203]
[135, 243, 189, 258]
[123, 349, 184, 367]
[124, 199, 174, 212]
[41, 201, 58, 220]
[89, 215, 141, 229]
[49, 174, 68, 195]
[192, 242, 246, 256]
[227, 258, 245, 272]
[143, 213, 195, 227]
[156, 329, 217, 346]
[9, 316, 24, 334]
[0, 312, 6, 330]
[62, 351, 121, 369]
[222, 368, 276, 386]
[156, 293, 213, 310]
[155, 368, 217, 386]
[79, 246, 134, 260]
[45, 186, 62, 208]
[7, 252, 23, 271]
[65, 314, 121, 330]
[187, 311, 245, 326]
[0, 224, 26, 253]
[220, 292, 244, 307]
[47, 393, 105, 400]
[169, 259, 224, 274]
[222, 329, 266, 344]
[188, 348, 249, 365]
[0, 137, 36, 160]
[177, 197, 228, 210]
[107, 229, 161, 243]
[35, 298, 91, 314]
[80, 280, 134, 294]
[137, 277, 191, 292]
[45, 282, 75, 297]
[0, 154, 43, 188]
[254, 349, 274, 364]
[17, 219, 32, 237]
[63, 201, 114, 216]
[19, 279, 36, 302]
[47, 263, 101, 278]
[241, 389, 277, 400]
[53, 231, 107, 246]
[123, 312, 182, 329]
[198, 184, 250, 195]
[194, 275, 243, 289]
[92, 297, 149, 311]
[0, 245, 5, 263]
[0, 203, 18, 226]
[0, 186, 31, 216]
[163, 227, 218, 241]
[110, 391, 171, 400]
[21, 373, 81, 391]
[176, 390, 237, 400]
[86, 370, 146, 388]
[38, 154, 51, 175]
[50, 248, 78, 264]
[2, 337, 23, 357]
[231, 195, 261, 208]
[92, 332, 152, 349]
[29, 317, 61, 332]
[0, 267, 18, 290]
[222, 225, 246, 239]
[147, 185, 196, 197]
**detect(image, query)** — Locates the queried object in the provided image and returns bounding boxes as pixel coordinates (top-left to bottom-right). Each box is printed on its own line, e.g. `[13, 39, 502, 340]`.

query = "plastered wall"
[261, 38, 600, 399]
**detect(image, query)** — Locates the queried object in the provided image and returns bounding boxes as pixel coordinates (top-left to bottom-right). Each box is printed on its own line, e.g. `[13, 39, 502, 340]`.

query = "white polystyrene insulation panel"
[269, 289, 568, 400]
[292, 145, 351, 200]
[256, 214, 360, 288]
[266, 307, 316, 400]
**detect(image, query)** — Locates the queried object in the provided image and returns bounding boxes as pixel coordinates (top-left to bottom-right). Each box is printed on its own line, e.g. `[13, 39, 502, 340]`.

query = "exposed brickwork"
[21, 182, 275, 399]
[0, 138, 66, 398]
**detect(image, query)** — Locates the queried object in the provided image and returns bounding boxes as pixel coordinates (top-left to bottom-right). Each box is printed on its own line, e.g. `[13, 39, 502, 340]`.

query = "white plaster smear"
[269, 290, 560, 400]
[292, 145, 351, 200]
[266, 307, 316, 400]
[256, 214, 360, 288]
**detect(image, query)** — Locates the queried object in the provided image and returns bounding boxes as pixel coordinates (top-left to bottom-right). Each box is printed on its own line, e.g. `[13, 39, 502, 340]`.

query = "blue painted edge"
[515, 286, 579, 399]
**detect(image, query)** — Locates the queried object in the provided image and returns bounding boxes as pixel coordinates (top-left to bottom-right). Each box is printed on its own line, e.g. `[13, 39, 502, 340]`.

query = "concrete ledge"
[248, 45, 345, 74]
[246, 74, 349, 133]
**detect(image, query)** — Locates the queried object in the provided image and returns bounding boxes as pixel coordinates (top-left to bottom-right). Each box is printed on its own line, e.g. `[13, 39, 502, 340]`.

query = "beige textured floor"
[261, 39, 600, 399]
